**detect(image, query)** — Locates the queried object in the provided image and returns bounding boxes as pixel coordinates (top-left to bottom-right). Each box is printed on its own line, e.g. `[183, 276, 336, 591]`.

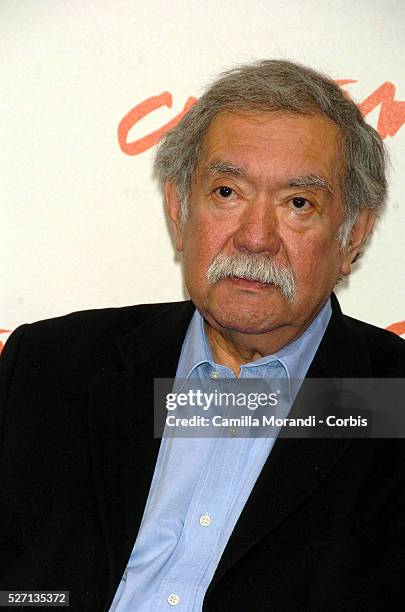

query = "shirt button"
[199, 513, 211, 527]
[209, 371, 220, 379]
[167, 593, 180, 606]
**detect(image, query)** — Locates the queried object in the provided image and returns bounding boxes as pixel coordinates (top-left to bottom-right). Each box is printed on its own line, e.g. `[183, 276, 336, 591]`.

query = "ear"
[340, 208, 376, 276]
[165, 181, 184, 252]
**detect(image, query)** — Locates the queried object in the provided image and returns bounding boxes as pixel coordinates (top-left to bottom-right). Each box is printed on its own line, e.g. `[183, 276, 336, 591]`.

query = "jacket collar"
[115, 293, 372, 378]
[117, 300, 195, 372]
[306, 293, 372, 378]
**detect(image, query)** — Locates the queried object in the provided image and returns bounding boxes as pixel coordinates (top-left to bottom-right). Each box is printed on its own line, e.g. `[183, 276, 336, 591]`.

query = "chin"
[196, 284, 295, 334]
[207, 308, 279, 335]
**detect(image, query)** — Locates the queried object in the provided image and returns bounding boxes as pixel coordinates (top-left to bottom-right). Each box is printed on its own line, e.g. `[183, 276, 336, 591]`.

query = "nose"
[233, 195, 281, 256]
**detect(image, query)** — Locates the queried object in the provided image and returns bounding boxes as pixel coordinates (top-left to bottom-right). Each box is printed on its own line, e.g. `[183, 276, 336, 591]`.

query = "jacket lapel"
[88, 301, 194, 606]
[208, 293, 372, 590]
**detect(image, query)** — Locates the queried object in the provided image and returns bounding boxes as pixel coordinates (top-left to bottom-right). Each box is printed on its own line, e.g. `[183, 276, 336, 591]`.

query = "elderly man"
[0, 60, 404, 612]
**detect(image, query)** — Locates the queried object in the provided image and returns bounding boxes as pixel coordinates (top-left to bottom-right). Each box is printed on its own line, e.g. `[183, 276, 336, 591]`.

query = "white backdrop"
[1, 0, 404, 351]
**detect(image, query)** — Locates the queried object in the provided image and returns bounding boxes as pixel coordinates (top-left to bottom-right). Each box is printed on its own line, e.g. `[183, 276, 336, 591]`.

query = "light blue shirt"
[110, 299, 332, 611]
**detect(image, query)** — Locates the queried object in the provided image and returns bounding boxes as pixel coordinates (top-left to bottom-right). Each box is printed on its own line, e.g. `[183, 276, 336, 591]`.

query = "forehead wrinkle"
[287, 174, 334, 200]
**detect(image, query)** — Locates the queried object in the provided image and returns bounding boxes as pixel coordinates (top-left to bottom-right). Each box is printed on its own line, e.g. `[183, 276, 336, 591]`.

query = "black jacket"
[0, 295, 404, 611]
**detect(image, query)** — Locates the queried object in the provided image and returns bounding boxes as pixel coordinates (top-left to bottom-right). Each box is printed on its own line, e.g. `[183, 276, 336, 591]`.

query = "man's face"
[167, 111, 369, 337]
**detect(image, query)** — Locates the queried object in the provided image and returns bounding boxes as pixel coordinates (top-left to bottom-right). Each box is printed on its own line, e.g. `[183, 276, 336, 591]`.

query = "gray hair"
[154, 59, 388, 248]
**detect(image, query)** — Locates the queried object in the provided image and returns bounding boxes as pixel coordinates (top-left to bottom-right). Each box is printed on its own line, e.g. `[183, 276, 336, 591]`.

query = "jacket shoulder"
[0, 301, 191, 401]
[343, 314, 405, 376]
[3, 301, 188, 352]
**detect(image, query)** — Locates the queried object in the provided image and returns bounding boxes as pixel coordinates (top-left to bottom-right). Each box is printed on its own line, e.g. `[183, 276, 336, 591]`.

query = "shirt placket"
[151, 434, 247, 611]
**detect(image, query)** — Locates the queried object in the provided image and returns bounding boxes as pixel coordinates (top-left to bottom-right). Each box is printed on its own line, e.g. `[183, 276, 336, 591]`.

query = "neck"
[205, 322, 305, 377]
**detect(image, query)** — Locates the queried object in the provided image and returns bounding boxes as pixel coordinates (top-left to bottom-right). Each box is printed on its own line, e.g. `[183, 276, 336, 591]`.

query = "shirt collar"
[176, 298, 332, 381]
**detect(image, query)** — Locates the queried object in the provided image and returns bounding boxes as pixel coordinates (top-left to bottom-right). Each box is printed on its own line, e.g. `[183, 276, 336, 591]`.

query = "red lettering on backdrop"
[118, 81, 405, 157]
[386, 321, 405, 336]
[359, 83, 405, 139]
[118, 92, 197, 155]
[338, 80, 405, 139]
[0, 329, 10, 354]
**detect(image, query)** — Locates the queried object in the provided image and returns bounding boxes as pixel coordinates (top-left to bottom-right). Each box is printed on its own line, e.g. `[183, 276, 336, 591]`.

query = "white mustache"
[207, 253, 296, 302]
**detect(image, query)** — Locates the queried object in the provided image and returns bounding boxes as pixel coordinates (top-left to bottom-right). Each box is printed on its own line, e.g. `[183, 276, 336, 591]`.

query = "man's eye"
[290, 196, 312, 211]
[215, 186, 234, 198]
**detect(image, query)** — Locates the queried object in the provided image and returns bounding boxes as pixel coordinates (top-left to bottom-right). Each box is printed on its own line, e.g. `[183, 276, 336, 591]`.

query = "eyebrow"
[287, 174, 334, 199]
[203, 161, 247, 177]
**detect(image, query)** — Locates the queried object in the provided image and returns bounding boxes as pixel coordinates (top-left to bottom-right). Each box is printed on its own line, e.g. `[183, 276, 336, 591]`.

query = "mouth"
[230, 276, 274, 290]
